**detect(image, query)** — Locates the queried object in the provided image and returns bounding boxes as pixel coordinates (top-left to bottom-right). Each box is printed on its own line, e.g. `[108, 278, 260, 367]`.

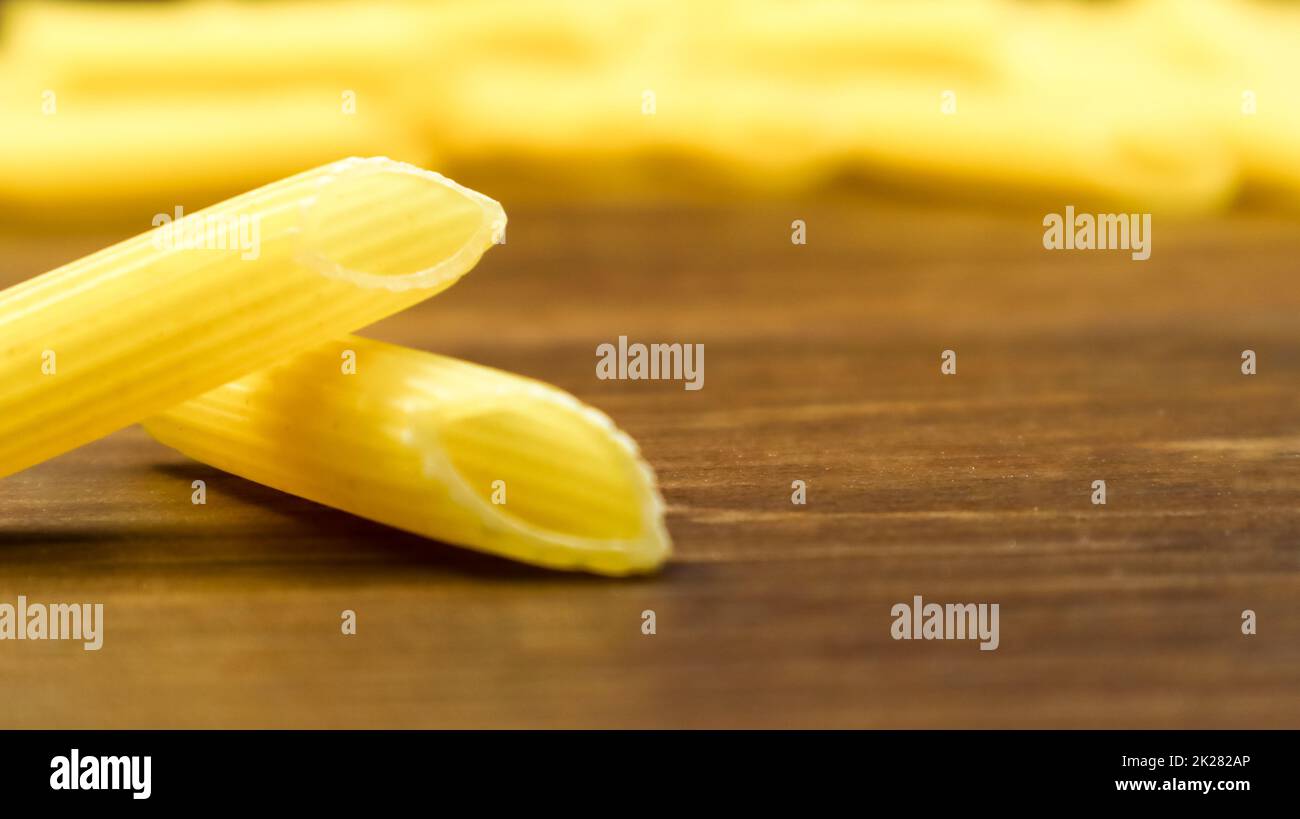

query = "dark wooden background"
[2, 196, 1297, 727]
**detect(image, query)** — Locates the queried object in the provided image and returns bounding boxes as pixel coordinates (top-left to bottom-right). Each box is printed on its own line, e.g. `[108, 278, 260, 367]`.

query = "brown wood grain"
[1, 199, 1297, 728]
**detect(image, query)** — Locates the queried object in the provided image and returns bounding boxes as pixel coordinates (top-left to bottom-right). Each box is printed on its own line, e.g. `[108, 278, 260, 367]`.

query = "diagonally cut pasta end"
[0, 158, 502, 479]
[141, 339, 670, 578]
[425, 381, 673, 576]
[297, 156, 506, 293]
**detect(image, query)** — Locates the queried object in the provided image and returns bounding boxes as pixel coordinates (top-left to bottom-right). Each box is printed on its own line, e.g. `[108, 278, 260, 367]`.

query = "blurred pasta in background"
[2, 0, 1299, 222]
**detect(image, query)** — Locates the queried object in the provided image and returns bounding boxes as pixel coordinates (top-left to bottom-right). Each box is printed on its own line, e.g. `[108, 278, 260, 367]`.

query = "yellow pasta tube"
[0, 96, 431, 212]
[0, 0, 426, 93]
[0, 157, 504, 478]
[144, 336, 671, 576]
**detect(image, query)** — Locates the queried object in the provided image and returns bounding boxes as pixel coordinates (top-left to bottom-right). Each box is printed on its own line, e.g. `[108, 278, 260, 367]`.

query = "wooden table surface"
[2, 196, 1298, 728]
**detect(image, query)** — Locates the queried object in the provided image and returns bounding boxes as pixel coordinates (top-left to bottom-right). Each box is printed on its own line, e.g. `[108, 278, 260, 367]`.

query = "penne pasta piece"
[7, 0, 1298, 211]
[144, 336, 671, 576]
[0, 96, 431, 214]
[0, 0, 426, 93]
[0, 157, 504, 478]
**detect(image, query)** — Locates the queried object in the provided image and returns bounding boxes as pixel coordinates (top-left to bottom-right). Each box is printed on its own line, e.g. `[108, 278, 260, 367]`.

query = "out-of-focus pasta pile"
[2, 0, 1298, 216]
